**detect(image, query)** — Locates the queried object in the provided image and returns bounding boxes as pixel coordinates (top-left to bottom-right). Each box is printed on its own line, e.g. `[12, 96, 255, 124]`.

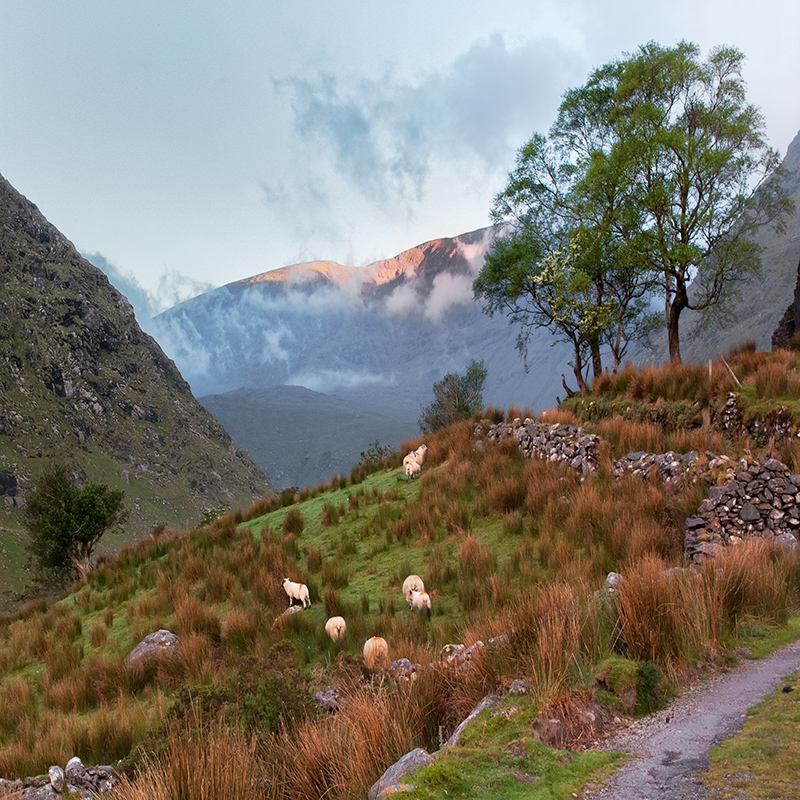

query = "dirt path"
[584, 641, 800, 800]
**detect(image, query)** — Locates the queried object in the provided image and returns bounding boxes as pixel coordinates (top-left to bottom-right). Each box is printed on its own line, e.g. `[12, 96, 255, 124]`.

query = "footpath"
[584, 640, 800, 800]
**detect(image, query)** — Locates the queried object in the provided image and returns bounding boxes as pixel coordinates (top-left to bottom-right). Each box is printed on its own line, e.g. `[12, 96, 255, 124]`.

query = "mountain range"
[150, 130, 800, 490]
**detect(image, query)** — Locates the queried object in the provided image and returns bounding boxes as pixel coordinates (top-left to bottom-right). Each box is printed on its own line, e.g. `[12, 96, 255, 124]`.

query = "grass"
[4, 354, 800, 796]
[702, 665, 800, 798]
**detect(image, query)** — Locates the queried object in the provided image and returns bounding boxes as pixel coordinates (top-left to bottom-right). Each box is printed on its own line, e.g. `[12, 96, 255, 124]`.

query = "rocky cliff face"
[0, 172, 274, 532]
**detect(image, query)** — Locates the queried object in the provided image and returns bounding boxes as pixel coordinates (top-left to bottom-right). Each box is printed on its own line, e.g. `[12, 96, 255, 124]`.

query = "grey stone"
[127, 629, 179, 671]
[368, 748, 435, 800]
[739, 502, 762, 523]
[48, 766, 64, 793]
[443, 695, 503, 749]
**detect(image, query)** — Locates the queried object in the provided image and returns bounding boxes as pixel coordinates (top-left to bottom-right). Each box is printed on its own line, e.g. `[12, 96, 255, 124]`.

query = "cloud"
[84, 251, 216, 321]
[423, 272, 475, 323]
[275, 34, 577, 208]
[287, 368, 393, 393]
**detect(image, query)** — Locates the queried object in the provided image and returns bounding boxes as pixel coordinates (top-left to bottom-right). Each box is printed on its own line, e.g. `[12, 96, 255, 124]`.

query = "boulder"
[368, 748, 435, 800]
[126, 629, 179, 671]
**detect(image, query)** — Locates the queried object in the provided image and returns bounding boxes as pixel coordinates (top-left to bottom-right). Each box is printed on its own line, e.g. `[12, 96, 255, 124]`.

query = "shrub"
[282, 508, 305, 536]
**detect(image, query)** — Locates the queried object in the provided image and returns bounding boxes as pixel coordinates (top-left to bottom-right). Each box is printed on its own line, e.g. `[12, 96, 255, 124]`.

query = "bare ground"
[582, 640, 800, 800]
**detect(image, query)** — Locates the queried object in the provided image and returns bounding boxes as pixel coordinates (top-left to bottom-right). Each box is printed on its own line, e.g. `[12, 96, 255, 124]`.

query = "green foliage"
[359, 440, 394, 465]
[478, 40, 792, 376]
[198, 504, 226, 528]
[25, 462, 127, 583]
[635, 660, 665, 715]
[419, 359, 487, 433]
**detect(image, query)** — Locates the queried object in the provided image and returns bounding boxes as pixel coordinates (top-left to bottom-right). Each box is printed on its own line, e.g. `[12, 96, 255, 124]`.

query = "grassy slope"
[4, 355, 800, 797]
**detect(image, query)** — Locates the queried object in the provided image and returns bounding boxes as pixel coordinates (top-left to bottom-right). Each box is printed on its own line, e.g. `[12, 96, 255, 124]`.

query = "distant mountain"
[153, 131, 800, 491]
[152, 228, 575, 487]
[0, 172, 275, 546]
[199, 386, 419, 491]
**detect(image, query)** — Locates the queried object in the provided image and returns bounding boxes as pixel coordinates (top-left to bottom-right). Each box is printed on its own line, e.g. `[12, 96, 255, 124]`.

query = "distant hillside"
[199, 386, 419, 491]
[0, 172, 275, 593]
[642, 129, 800, 362]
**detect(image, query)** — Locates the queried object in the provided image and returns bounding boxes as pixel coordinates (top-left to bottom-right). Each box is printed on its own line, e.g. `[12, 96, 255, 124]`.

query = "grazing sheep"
[402, 574, 425, 604]
[404, 458, 421, 480]
[325, 616, 347, 642]
[413, 444, 428, 466]
[409, 589, 432, 620]
[363, 636, 389, 669]
[281, 578, 311, 609]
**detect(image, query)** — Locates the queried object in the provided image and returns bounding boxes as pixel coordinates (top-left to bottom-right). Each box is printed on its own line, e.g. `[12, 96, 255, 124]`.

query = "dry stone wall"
[478, 419, 800, 565]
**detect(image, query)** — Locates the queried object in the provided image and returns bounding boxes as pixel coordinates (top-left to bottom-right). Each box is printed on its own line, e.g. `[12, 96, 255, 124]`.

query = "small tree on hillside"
[25, 463, 127, 583]
[419, 359, 487, 433]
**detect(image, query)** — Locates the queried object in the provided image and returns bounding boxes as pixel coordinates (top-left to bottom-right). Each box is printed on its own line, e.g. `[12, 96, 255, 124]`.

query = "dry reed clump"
[263, 688, 418, 800]
[113, 709, 264, 800]
[172, 594, 222, 643]
[224, 609, 258, 652]
[245, 496, 275, 520]
[90, 619, 109, 648]
[524, 459, 576, 516]
[501, 583, 589, 702]
[614, 555, 705, 669]
[0, 676, 36, 734]
[282, 508, 305, 536]
[704, 540, 798, 634]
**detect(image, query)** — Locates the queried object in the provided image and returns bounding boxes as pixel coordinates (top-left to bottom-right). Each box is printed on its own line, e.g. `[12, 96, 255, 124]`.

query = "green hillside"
[2, 355, 800, 798]
[0, 172, 275, 609]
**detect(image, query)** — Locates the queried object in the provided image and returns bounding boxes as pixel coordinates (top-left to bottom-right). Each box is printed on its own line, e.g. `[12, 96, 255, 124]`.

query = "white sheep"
[363, 635, 389, 669]
[281, 578, 311, 609]
[325, 616, 347, 642]
[402, 574, 425, 604]
[409, 589, 432, 620]
[404, 458, 421, 480]
[413, 444, 428, 466]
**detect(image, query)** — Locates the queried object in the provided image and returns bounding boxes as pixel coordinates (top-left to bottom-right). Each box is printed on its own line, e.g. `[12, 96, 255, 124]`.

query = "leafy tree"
[419, 359, 487, 433]
[477, 40, 792, 373]
[475, 108, 656, 393]
[25, 463, 127, 583]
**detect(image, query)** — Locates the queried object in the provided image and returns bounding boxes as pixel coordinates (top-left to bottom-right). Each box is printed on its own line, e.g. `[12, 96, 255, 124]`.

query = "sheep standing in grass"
[409, 589, 432, 620]
[325, 616, 347, 642]
[402, 574, 425, 605]
[404, 459, 421, 480]
[281, 578, 311, 609]
[402, 444, 428, 481]
[363, 636, 389, 669]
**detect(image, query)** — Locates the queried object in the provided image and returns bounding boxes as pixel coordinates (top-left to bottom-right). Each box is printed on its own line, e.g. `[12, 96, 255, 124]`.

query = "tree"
[25, 463, 127, 583]
[419, 359, 487, 433]
[475, 123, 656, 393]
[477, 41, 792, 373]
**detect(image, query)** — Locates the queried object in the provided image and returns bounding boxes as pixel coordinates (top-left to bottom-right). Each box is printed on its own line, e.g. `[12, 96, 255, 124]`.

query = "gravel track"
[583, 641, 800, 800]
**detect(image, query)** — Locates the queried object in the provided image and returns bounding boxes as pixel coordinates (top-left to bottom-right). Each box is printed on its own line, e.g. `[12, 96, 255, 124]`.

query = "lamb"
[409, 589, 432, 620]
[281, 578, 311, 609]
[402, 574, 425, 604]
[325, 616, 347, 642]
[363, 635, 389, 669]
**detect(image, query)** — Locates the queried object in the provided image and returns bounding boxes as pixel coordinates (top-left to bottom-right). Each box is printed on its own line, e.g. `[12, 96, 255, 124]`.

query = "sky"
[2, 0, 799, 319]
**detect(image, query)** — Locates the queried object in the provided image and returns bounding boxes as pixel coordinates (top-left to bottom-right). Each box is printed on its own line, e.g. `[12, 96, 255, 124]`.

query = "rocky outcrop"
[771, 258, 800, 349]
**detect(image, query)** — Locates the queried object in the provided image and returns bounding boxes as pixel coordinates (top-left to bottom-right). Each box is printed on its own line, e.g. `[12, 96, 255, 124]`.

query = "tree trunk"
[590, 338, 603, 382]
[667, 282, 689, 364]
